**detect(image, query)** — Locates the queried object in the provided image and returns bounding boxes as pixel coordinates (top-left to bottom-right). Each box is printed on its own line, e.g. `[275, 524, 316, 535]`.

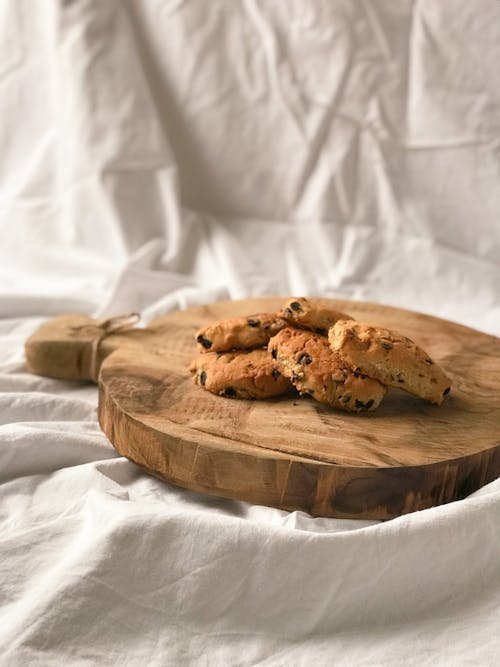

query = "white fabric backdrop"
[1, 1, 499, 665]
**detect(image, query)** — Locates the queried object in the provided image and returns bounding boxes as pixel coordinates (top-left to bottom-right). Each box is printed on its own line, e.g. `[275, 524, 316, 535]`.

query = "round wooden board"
[97, 298, 500, 520]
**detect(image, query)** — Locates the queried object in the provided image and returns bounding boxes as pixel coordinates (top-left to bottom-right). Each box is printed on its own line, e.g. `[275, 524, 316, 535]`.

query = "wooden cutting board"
[26, 298, 500, 520]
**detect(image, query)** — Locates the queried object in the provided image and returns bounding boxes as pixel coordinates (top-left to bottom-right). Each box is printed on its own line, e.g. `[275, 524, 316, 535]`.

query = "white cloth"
[1, 1, 499, 665]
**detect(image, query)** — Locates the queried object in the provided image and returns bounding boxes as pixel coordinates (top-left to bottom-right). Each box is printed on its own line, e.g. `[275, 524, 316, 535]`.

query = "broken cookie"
[268, 327, 386, 412]
[328, 321, 451, 405]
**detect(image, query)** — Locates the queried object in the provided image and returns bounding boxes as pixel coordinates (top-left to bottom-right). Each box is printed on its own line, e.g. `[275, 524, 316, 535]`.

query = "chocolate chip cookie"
[278, 297, 353, 335]
[195, 314, 288, 353]
[328, 321, 451, 405]
[268, 327, 386, 412]
[190, 348, 293, 399]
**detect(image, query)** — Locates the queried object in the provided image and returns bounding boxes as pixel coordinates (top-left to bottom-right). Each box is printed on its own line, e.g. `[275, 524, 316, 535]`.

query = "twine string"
[89, 312, 140, 381]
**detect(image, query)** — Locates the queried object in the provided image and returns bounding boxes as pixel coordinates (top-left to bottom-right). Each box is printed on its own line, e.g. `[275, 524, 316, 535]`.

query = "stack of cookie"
[190, 297, 451, 413]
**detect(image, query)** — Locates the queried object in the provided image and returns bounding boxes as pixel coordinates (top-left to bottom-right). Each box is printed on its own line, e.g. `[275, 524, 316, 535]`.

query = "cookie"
[190, 348, 293, 399]
[278, 297, 353, 335]
[195, 314, 288, 353]
[268, 328, 386, 412]
[328, 321, 451, 405]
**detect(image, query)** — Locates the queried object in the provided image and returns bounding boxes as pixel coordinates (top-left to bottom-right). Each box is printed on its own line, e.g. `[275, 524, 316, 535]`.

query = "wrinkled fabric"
[1, 1, 499, 665]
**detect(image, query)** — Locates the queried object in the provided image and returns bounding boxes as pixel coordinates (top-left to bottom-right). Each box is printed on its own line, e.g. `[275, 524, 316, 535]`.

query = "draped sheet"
[1, 1, 499, 664]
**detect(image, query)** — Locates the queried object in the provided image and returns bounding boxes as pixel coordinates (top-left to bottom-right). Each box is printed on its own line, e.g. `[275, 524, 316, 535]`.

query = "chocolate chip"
[247, 318, 260, 327]
[341, 395, 351, 403]
[199, 371, 207, 386]
[271, 368, 281, 379]
[196, 335, 212, 349]
[290, 301, 302, 312]
[298, 353, 312, 365]
[220, 387, 236, 398]
[291, 373, 301, 383]
[354, 398, 374, 411]
[381, 342, 393, 351]
[271, 348, 278, 359]
[314, 328, 327, 336]
[443, 387, 451, 396]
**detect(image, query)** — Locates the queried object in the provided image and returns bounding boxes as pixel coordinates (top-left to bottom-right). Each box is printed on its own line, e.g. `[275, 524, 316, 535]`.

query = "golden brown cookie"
[328, 321, 452, 405]
[195, 314, 288, 353]
[278, 297, 353, 335]
[190, 349, 293, 399]
[268, 327, 386, 412]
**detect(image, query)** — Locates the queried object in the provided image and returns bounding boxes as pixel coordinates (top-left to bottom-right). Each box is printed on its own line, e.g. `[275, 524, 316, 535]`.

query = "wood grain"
[95, 297, 500, 520]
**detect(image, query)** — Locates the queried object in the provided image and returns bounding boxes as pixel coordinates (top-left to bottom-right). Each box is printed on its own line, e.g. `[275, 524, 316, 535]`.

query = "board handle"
[25, 313, 142, 382]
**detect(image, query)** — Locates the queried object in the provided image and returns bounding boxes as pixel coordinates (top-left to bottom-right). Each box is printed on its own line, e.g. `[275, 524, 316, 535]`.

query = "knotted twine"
[87, 312, 140, 381]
